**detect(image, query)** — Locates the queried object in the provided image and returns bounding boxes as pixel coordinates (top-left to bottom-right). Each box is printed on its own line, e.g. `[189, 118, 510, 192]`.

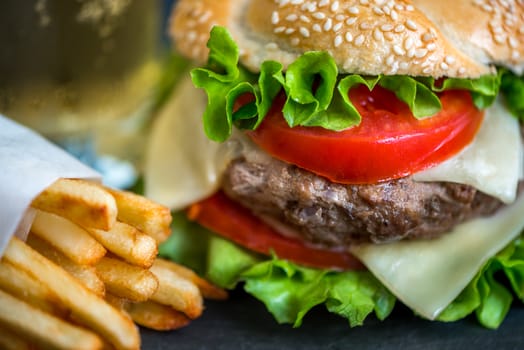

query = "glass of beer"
[0, 0, 167, 188]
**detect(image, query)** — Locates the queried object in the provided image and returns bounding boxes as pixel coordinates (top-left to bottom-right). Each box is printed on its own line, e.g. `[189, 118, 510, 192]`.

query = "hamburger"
[148, 0, 524, 328]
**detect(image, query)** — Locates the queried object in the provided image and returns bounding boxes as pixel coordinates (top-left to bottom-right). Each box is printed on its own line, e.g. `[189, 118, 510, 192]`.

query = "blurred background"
[0, 0, 181, 189]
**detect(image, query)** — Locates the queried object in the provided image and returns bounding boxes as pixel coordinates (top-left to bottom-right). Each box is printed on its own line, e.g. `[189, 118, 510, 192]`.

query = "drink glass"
[0, 0, 166, 188]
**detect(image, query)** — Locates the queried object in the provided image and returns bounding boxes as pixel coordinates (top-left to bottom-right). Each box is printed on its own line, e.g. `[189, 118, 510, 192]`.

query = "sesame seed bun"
[170, 0, 524, 78]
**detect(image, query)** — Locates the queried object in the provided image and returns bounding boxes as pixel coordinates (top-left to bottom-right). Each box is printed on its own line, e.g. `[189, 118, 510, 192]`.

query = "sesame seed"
[400, 62, 409, 70]
[414, 48, 428, 58]
[440, 62, 449, 70]
[360, 22, 372, 30]
[494, 34, 506, 44]
[313, 23, 322, 32]
[422, 32, 434, 42]
[395, 4, 404, 11]
[445, 55, 455, 65]
[285, 27, 296, 34]
[404, 37, 414, 50]
[406, 4, 414, 11]
[373, 6, 384, 15]
[373, 28, 383, 40]
[390, 9, 398, 20]
[394, 24, 405, 33]
[381, 24, 394, 31]
[405, 19, 418, 31]
[407, 48, 415, 58]
[346, 17, 357, 25]
[509, 37, 518, 48]
[345, 32, 353, 42]
[458, 67, 466, 75]
[313, 12, 326, 19]
[354, 34, 365, 46]
[423, 67, 432, 74]
[187, 31, 197, 42]
[300, 27, 310, 37]
[333, 22, 343, 31]
[272, 11, 280, 24]
[393, 44, 405, 56]
[324, 18, 333, 31]
[348, 6, 359, 15]
[382, 5, 391, 15]
[386, 55, 395, 66]
[331, 1, 340, 11]
[335, 14, 345, 21]
[290, 0, 304, 4]
[427, 43, 437, 51]
[286, 14, 298, 21]
[360, 0, 369, 4]
[291, 37, 300, 46]
[300, 15, 311, 22]
[319, 0, 329, 7]
[334, 35, 343, 47]
[274, 26, 286, 33]
[198, 10, 211, 23]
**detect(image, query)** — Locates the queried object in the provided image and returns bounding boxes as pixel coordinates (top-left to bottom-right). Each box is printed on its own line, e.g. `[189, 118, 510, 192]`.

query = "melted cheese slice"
[350, 193, 524, 320]
[413, 99, 523, 203]
[145, 76, 237, 209]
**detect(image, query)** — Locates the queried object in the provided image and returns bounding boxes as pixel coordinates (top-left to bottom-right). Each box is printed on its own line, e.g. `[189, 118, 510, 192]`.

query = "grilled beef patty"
[222, 156, 506, 248]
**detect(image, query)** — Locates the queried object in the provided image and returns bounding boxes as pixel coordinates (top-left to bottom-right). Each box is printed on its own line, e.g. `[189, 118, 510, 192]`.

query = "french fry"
[153, 258, 228, 300]
[105, 187, 172, 243]
[95, 257, 159, 302]
[0, 289, 103, 350]
[0, 327, 35, 350]
[3, 238, 140, 350]
[149, 259, 203, 319]
[0, 260, 67, 317]
[26, 234, 105, 296]
[31, 178, 117, 231]
[86, 222, 157, 268]
[126, 300, 191, 331]
[30, 210, 106, 265]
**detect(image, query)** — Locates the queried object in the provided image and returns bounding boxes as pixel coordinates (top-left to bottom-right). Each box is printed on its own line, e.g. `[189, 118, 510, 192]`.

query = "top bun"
[170, 0, 524, 78]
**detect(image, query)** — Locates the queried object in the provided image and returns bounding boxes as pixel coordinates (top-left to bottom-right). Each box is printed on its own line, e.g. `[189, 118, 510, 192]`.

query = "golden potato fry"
[95, 257, 159, 302]
[0, 289, 103, 350]
[0, 327, 35, 350]
[126, 300, 191, 331]
[3, 238, 140, 350]
[86, 222, 157, 268]
[154, 258, 228, 300]
[149, 259, 203, 319]
[105, 188, 172, 243]
[30, 210, 106, 265]
[26, 234, 105, 297]
[32, 178, 117, 231]
[0, 260, 66, 317]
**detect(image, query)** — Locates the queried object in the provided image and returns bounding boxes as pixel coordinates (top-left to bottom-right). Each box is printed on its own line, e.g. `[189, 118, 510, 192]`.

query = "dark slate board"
[141, 288, 524, 350]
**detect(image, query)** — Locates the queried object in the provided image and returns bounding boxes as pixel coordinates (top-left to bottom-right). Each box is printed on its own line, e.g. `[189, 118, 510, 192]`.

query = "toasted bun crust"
[170, 0, 524, 78]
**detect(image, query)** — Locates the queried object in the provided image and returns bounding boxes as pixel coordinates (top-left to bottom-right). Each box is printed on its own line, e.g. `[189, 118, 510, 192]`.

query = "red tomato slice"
[187, 192, 364, 271]
[247, 86, 484, 184]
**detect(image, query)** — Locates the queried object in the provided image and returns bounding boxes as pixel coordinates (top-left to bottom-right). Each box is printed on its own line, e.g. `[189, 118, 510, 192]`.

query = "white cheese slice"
[413, 99, 523, 203]
[350, 193, 524, 320]
[145, 76, 237, 209]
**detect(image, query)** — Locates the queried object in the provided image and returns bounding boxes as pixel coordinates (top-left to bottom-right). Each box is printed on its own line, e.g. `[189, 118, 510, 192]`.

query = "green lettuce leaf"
[191, 26, 502, 142]
[160, 212, 524, 328]
[500, 71, 524, 120]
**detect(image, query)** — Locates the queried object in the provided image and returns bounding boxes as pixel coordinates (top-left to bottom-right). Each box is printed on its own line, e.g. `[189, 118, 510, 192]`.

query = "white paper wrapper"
[0, 115, 101, 256]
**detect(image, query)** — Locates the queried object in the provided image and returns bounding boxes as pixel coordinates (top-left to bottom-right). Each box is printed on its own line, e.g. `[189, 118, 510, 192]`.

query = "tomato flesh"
[188, 192, 364, 271]
[247, 86, 484, 184]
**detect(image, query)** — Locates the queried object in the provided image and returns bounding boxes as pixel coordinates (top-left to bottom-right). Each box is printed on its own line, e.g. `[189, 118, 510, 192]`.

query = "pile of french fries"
[0, 178, 227, 350]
